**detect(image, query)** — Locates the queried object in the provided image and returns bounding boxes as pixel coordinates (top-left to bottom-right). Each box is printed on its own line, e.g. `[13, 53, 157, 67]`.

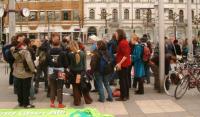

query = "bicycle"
[164, 58, 185, 97]
[174, 63, 200, 99]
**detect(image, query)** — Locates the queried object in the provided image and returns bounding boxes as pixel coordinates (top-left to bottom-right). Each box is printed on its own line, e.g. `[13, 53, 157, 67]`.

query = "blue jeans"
[94, 73, 113, 101]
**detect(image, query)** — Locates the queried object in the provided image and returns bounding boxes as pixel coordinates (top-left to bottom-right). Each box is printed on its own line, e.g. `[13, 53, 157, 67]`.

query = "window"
[169, 0, 173, 3]
[135, 9, 140, 19]
[89, 9, 95, 19]
[47, 11, 54, 21]
[147, 9, 152, 22]
[29, 11, 37, 21]
[179, 0, 183, 3]
[15, 13, 21, 22]
[169, 10, 173, 20]
[101, 9, 106, 19]
[112, 9, 118, 21]
[63, 11, 71, 21]
[179, 10, 184, 22]
[39, 11, 45, 21]
[192, 10, 194, 20]
[73, 10, 79, 21]
[124, 9, 129, 20]
[54, 11, 61, 21]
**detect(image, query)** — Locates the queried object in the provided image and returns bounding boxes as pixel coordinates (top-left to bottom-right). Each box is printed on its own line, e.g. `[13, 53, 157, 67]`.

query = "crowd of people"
[2, 28, 191, 109]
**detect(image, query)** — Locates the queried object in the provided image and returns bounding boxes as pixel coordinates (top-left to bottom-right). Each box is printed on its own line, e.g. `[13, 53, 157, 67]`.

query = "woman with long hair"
[115, 29, 131, 101]
[68, 41, 93, 106]
[90, 40, 113, 102]
[131, 34, 145, 94]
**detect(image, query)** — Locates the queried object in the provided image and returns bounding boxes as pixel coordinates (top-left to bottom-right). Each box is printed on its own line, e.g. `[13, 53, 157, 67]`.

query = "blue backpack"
[107, 40, 117, 65]
[99, 52, 113, 75]
[2, 44, 15, 64]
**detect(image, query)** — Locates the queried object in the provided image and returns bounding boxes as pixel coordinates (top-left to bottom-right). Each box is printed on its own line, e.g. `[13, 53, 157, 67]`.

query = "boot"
[132, 78, 138, 88]
[135, 78, 144, 95]
[50, 100, 55, 108]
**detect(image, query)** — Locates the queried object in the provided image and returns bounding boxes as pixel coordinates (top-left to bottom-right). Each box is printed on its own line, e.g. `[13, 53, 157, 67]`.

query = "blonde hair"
[69, 41, 81, 64]
[132, 34, 139, 42]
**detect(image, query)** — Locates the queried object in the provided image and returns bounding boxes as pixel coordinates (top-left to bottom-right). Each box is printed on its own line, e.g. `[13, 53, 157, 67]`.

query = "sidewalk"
[0, 63, 200, 117]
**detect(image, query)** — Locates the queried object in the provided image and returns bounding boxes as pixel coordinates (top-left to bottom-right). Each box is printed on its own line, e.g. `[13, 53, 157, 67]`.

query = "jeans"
[9, 63, 14, 85]
[15, 77, 31, 106]
[94, 72, 113, 101]
[30, 76, 35, 97]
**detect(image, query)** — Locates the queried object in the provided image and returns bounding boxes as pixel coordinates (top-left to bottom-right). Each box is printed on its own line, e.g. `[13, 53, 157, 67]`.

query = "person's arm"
[116, 41, 130, 69]
[23, 50, 36, 73]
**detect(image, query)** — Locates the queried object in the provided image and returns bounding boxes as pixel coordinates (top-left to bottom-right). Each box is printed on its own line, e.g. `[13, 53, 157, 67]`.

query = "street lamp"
[98, 13, 112, 35]
[171, 12, 179, 40]
[78, 16, 89, 43]
[192, 14, 200, 38]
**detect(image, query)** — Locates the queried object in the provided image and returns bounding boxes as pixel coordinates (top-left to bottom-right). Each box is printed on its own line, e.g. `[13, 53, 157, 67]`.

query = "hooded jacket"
[12, 48, 35, 79]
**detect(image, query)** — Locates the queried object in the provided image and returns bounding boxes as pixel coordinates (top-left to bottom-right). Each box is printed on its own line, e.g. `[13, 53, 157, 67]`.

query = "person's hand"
[116, 63, 121, 71]
[10, 47, 15, 51]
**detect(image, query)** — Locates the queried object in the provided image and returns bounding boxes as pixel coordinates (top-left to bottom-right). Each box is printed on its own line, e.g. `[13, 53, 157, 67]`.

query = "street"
[0, 63, 200, 117]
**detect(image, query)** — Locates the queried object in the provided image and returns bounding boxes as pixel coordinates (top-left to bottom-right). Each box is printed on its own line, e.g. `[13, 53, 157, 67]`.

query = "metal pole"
[158, 0, 165, 92]
[47, 14, 50, 39]
[8, 0, 16, 44]
[187, 0, 193, 55]
[131, 0, 133, 29]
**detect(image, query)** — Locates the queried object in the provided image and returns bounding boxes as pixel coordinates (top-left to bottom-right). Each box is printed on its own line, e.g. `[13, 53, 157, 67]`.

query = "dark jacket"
[68, 50, 86, 73]
[47, 46, 68, 68]
[90, 49, 112, 73]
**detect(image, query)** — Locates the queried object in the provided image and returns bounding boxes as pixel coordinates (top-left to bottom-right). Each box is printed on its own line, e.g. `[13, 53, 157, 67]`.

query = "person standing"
[11, 34, 36, 108]
[131, 35, 145, 95]
[47, 33, 68, 108]
[115, 29, 131, 101]
[90, 40, 113, 102]
[68, 41, 93, 106]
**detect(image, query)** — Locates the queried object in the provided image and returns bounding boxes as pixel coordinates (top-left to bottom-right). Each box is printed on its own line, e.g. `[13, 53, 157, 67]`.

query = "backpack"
[99, 52, 113, 75]
[107, 40, 117, 65]
[141, 44, 151, 62]
[2, 44, 15, 64]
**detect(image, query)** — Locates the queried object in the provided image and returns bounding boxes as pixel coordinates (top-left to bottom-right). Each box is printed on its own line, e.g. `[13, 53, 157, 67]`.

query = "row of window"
[88, 0, 195, 3]
[89, 9, 152, 20]
[16, 10, 79, 22]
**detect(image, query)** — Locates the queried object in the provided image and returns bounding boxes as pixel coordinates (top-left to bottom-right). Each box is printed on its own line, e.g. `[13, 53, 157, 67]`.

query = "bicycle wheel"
[196, 76, 200, 92]
[164, 71, 180, 97]
[175, 75, 189, 99]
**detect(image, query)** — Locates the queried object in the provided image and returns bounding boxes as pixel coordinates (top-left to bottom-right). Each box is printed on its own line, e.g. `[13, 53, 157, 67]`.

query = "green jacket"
[68, 50, 86, 72]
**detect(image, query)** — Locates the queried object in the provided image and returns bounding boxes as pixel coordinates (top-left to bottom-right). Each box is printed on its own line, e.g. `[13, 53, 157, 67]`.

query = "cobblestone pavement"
[0, 62, 200, 117]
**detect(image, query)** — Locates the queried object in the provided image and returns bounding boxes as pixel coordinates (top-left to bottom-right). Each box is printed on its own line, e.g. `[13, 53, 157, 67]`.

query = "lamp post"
[171, 13, 179, 40]
[78, 16, 88, 43]
[158, 0, 165, 92]
[187, 0, 193, 55]
[99, 13, 111, 36]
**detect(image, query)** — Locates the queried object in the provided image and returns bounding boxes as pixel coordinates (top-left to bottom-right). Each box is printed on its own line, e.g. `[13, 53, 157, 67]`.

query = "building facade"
[2, 0, 84, 41]
[84, 0, 200, 42]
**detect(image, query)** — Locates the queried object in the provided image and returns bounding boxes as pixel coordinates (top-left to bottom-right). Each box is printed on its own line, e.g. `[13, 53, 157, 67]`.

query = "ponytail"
[75, 52, 81, 64]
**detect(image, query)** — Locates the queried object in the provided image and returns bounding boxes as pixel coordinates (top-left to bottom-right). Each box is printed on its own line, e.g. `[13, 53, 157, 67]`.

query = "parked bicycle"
[175, 59, 200, 99]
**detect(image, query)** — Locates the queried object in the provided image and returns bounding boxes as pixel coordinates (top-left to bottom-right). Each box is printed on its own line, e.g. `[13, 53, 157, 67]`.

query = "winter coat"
[132, 44, 145, 78]
[12, 49, 35, 79]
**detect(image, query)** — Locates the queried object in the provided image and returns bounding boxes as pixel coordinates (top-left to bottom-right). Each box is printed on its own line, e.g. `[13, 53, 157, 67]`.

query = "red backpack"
[142, 45, 151, 62]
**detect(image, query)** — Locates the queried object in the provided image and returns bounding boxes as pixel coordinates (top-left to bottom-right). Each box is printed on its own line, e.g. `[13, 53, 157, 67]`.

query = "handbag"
[80, 72, 92, 93]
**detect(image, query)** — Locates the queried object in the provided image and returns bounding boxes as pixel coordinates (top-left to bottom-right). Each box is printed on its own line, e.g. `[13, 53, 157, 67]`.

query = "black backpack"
[2, 44, 15, 64]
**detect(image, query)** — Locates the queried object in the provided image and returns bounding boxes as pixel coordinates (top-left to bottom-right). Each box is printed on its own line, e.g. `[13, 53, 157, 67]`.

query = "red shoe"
[50, 103, 55, 108]
[58, 104, 65, 108]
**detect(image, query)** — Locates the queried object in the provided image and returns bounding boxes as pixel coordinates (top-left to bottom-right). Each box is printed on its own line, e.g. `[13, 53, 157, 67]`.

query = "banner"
[0, 108, 113, 117]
